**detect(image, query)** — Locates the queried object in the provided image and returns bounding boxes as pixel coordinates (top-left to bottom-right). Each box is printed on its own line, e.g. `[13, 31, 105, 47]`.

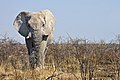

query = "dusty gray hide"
[13, 10, 55, 69]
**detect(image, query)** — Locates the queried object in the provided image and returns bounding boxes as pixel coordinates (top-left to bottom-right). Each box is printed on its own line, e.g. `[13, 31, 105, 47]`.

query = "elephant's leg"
[42, 46, 48, 68]
[25, 38, 32, 55]
[44, 46, 48, 56]
[25, 38, 36, 69]
[40, 41, 48, 68]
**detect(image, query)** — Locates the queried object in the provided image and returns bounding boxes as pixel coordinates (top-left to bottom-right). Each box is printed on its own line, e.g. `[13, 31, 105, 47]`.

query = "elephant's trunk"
[30, 28, 47, 68]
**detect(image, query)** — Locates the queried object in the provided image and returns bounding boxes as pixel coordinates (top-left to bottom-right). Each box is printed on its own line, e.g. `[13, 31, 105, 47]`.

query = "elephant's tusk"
[26, 32, 32, 39]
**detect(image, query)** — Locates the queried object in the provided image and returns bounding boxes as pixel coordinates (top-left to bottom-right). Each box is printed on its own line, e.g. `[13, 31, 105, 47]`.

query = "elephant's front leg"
[25, 38, 33, 55]
[25, 38, 36, 69]
[39, 41, 48, 68]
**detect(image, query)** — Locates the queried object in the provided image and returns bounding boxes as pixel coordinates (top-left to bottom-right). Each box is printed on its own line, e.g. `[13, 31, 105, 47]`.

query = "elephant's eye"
[42, 23, 45, 27]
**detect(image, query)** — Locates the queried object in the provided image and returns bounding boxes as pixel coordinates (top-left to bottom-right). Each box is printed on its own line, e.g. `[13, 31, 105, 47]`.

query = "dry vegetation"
[0, 35, 120, 80]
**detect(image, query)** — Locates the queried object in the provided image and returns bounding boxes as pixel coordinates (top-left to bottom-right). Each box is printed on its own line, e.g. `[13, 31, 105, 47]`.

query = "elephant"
[13, 9, 55, 69]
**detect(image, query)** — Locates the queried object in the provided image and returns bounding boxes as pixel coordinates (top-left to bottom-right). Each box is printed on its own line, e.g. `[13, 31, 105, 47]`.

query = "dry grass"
[0, 35, 120, 80]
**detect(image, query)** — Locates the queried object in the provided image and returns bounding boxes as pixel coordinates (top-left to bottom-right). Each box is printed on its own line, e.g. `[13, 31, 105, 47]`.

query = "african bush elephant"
[13, 9, 55, 69]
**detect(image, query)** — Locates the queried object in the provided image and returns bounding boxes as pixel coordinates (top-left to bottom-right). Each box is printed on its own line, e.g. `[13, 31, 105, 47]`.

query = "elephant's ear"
[13, 11, 30, 37]
[40, 10, 55, 35]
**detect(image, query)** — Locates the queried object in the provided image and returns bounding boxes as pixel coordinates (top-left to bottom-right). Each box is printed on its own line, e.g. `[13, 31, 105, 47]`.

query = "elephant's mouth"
[42, 35, 48, 41]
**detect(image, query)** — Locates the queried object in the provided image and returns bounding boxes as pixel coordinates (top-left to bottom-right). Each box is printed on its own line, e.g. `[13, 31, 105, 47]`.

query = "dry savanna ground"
[0, 36, 120, 80]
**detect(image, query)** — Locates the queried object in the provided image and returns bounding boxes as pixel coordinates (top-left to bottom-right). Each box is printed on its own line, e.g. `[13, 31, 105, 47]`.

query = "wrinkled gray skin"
[13, 10, 55, 69]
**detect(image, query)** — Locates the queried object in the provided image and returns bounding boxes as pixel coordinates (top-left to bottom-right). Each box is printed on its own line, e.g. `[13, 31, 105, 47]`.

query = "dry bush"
[0, 35, 120, 80]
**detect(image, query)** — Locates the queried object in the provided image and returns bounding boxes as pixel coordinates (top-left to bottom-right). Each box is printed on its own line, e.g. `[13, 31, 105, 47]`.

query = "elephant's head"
[13, 11, 50, 40]
[13, 10, 55, 69]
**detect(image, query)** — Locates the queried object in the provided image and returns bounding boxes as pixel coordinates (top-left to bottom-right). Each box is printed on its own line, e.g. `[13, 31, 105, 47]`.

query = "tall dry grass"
[0, 35, 120, 80]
